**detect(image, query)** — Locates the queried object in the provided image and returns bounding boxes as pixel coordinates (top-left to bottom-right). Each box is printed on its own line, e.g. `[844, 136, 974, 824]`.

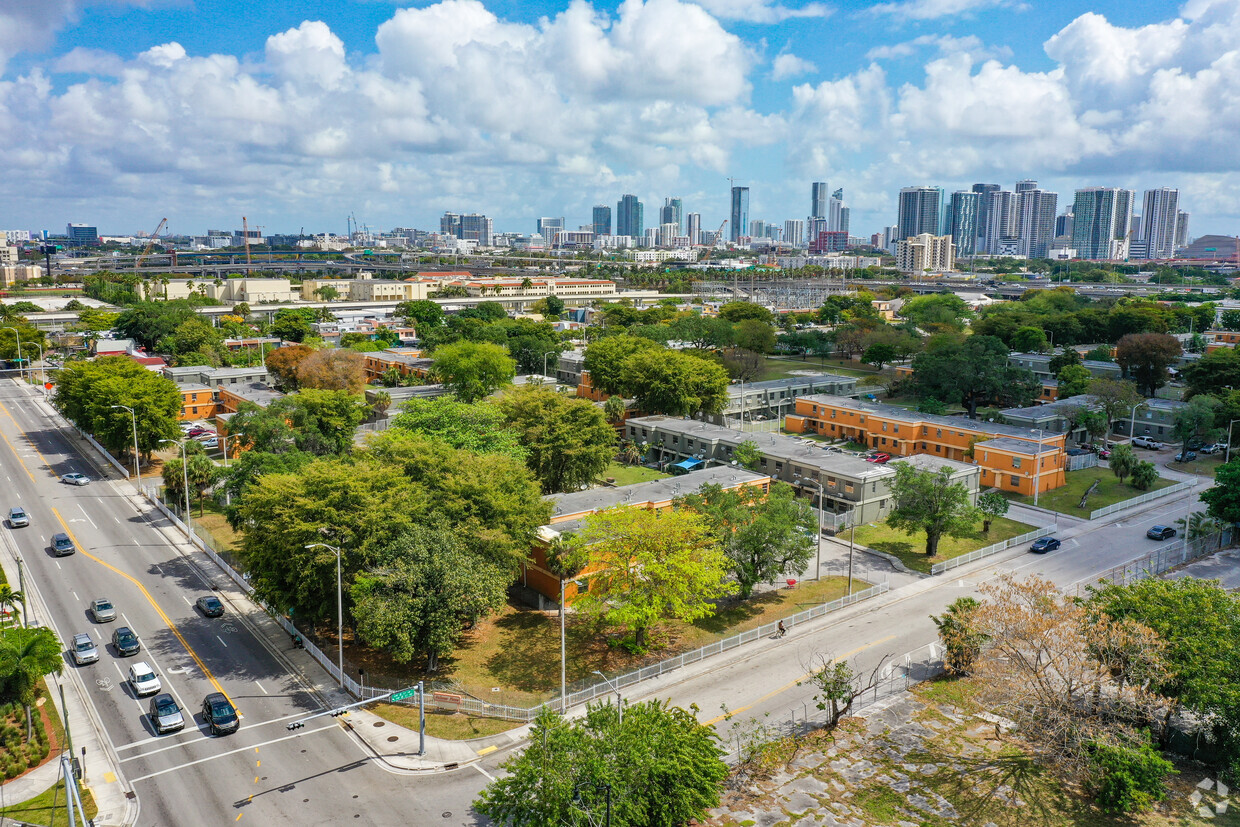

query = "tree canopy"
[495, 385, 616, 494]
[911, 334, 1038, 417]
[620, 349, 730, 418]
[885, 463, 980, 556]
[52, 356, 182, 461]
[431, 341, 516, 402]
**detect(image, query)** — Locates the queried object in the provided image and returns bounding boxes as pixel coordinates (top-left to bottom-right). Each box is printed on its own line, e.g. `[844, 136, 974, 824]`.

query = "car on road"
[51, 532, 76, 557]
[1029, 536, 1062, 554]
[128, 662, 162, 696]
[112, 626, 141, 656]
[60, 472, 91, 486]
[1131, 436, 1164, 449]
[70, 633, 98, 665]
[1146, 525, 1177, 541]
[195, 596, 225, 618]
[1174, 450, 1197, 463]
[148, 694, 185, 734]
[90, 598, 116, 623]
[7, 507, 28, 528]
[201, 693, 239, 735]
[865, 452, 891, 464]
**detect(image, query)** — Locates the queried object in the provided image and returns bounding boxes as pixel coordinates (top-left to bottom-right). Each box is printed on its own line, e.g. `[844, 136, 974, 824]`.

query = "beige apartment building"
[897, 234, 955, 274]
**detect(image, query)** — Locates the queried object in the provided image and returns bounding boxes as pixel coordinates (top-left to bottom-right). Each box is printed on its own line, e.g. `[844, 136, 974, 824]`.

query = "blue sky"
[1, 0, 1237, 240]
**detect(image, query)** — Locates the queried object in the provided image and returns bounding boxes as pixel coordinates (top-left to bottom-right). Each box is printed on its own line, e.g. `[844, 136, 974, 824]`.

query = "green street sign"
[390, 687, 418, 702]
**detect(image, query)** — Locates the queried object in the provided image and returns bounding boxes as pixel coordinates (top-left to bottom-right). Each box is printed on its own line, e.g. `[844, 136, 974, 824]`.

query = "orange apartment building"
[785, 394, 1066, 497]
[177, 385, 217, 421]
[522, 466, 771, 604]
[1206, 330, 1240, 352]
[361, 349, 433, 383]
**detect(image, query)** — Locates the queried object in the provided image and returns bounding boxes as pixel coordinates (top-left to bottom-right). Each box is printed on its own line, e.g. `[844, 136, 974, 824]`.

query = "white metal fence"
[1088, 479, 1194, 520]
[1072, 528, 1233, 593]
[929, 525, 1056, 575]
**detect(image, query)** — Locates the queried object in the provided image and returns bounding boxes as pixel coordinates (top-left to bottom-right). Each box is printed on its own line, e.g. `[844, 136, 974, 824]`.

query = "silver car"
[148, 693, 185, 734]
[7, 507, 28, 528]
[90, 598, 116, 623]
[61, 473, 91, 486]
[71, 633, 98, 665]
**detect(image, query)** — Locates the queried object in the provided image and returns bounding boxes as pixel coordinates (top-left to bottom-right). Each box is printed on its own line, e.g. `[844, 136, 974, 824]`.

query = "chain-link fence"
[1071, 527, 1233, 595]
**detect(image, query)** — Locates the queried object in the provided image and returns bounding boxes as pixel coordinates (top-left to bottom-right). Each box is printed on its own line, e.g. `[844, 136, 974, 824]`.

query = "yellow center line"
[52, 507, 237, 711]
[701, 633, 897, 726]
[0, 399, 55, 480]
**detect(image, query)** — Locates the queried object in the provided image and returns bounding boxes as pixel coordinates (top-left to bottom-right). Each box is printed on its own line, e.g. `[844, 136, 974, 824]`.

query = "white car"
[71, 633, 98, 665]
[1131, 436, 1164, 449]
[127, 662, 162, 696]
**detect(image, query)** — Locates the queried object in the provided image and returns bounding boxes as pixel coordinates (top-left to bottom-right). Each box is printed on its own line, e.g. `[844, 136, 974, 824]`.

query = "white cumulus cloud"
[694, 0, 832, 24]
[771, 52, 816, 80]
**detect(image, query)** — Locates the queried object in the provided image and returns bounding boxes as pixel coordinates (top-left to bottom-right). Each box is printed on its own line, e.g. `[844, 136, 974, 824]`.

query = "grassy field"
[370, 703, 522, 740]
[841, 516, 1035, 574]
[1167, 451, 1226, 478]
[348, 576, 868, 707]
[0, 781, 99, 827]
[600, 461, 669, 487]
[760, 356, 876, 380]
[1007, 469, 1173, 516]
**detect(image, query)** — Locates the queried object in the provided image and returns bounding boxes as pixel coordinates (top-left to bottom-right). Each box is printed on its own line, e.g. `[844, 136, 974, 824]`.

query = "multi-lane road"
[0, 380, 491, 826]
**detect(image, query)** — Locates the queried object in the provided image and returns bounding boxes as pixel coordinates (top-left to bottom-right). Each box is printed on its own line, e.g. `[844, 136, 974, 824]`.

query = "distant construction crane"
[136, 217, 168, 270]
[242, 216, 254, 273]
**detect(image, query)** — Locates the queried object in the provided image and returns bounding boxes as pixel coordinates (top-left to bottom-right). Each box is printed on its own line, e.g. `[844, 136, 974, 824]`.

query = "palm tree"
[618, 440, 642, 466]
[0, 627, 63, 739]
[371, 391, 392, 418]
[0, 585, 24, 627]
[1175, 511, 1222, 543]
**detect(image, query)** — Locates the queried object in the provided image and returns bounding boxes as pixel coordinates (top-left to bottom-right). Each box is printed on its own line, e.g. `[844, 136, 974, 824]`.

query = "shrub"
[1088, 737, 1176, 814]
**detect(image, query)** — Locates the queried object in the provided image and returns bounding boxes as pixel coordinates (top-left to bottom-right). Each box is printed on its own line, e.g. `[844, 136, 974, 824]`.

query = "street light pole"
[1032, 428, 1044, 507]
[306, 542, 344, 689]
[3, 326, 23, 382]
[592, 670, 622, 727]
[1226, 419, 1240, 464]
[159, 438, 190, 519]
[1128, 401, 1144, 443]
[542, 350, 556, 384]
[113, 405, 140, 487]
[31, 343, 46, 395]
[795, 476, 825, 583]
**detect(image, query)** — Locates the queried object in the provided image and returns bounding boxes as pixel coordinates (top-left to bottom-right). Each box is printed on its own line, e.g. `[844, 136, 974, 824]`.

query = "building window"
[894, 425, 900, 434]
[1010, 475, 1019, 487]
[935, 444, 941, 452]
[1012, 457, 1022, 469]
[936, 428, 942, 437]
[882, 423, 887, 432]
[844, 483, 854, 494]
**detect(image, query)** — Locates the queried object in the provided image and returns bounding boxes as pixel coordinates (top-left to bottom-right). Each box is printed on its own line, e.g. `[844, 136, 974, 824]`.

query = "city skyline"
[1, 1, 1238, 238]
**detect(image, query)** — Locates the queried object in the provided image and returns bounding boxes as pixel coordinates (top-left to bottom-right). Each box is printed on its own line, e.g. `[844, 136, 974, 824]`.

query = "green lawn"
[760, 355, 876, 380]
[1006, 468, 1173, 515]
[840, 516, 1035, 574]
[1167, 451, 1226, 478]
[0, 781, 99, 827]
[600, 461, 669, 487]
[370, 704, 522, 740]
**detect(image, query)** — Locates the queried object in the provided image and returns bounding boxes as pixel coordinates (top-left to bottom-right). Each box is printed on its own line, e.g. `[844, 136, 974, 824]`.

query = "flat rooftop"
[975, 437, 1061, 455]
[731, 374, 856, 393]
[894, 454, 977, 473]
[546, 465, 770, 526]
[798, 394, 1052, 442]
[628, 415, 892, 480]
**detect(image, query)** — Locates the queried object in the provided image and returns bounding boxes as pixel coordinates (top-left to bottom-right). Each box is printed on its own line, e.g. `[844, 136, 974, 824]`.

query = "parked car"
[1029, 537, 1062, 554]
[7, 507, 29, 528]
[1174, 450, 1197, 463]
[865, 452, 892, 464]
[201, 693, 239, 735]
[1146, 525, 1177, 541]
[195, 596, 225, 618]
[149, 694, 185, 734]
[90, 598, 116, 623]
[61, 472, 91, 486]
[187, 428, 213, 437]
[198, 437, 219, 449]
[1097, 448, 1112, 459]
[112, 626, 141, 656]
[51, 532, 76, 557]
[128, 662, 162, 696]
[1131, 437, 1164, 449]
[1200, 443, 1223, 455]
[70, 633, 98, 665]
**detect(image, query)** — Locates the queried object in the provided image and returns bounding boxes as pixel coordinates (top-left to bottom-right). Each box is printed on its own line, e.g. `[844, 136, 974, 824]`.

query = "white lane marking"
[152, 563, 163, 575]
[92, 628, 102, 641]
[113, 707, 317, 753]
[254, 681, 268, 695]
[127, 725, 339, 783]
[216, 635, 228, 648]
[77, 503, 98, 529]
[72, 591, 80, 602]
[472, 764, 495, 781]
[114, 516, 120, 524]
[181, 595, 192, 607]
[55, 561, 61, 570]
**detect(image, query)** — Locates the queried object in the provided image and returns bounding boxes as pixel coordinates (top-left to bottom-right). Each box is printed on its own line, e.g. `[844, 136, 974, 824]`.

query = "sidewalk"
[0, 533, 136, 826]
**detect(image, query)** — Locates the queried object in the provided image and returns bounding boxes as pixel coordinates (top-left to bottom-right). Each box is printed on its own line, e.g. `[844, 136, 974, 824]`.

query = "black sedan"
[111, 626, 141, 656]
[202, 693, 239, 735]
[1029, 537, 1062, 554]
[1146, 525, 1177, 541]
[195, 596, 225, 618]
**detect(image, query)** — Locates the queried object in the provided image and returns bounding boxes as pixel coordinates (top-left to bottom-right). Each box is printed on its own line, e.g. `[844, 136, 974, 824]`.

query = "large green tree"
[495, 385, 616, 494]
[389, 396, 525, 461]
[395, 299, 444, 331]
[911, 335, 1038, 418]
[474, 701, 726, 826]
[52, 356, 182, 462]
[1183, 348, 1240, 399]
[351, 527, 510, 671]
[431, 340, 516, 402]
[162, 440, 222, 516]
[1089, 378, 1144, 447]
[1116, 333, 1182, 397]
[114, 300, 196, 349]
[1056, 364, 1093, 399]
[1202, 459, 1240, 524]
[0, 626, 63, 739]
[574, 507, 728, 651]
[717, 301, 773, 324]
[1172, 395, 1220, 446]
[620, 349, 730, 418]
[582, 335, 660, 396]
[885, 463, 980, 556]
[676, 482, 816, 599]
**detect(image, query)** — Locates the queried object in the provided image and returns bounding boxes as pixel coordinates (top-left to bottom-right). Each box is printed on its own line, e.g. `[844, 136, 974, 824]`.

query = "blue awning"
[672, 457, 704, 472]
